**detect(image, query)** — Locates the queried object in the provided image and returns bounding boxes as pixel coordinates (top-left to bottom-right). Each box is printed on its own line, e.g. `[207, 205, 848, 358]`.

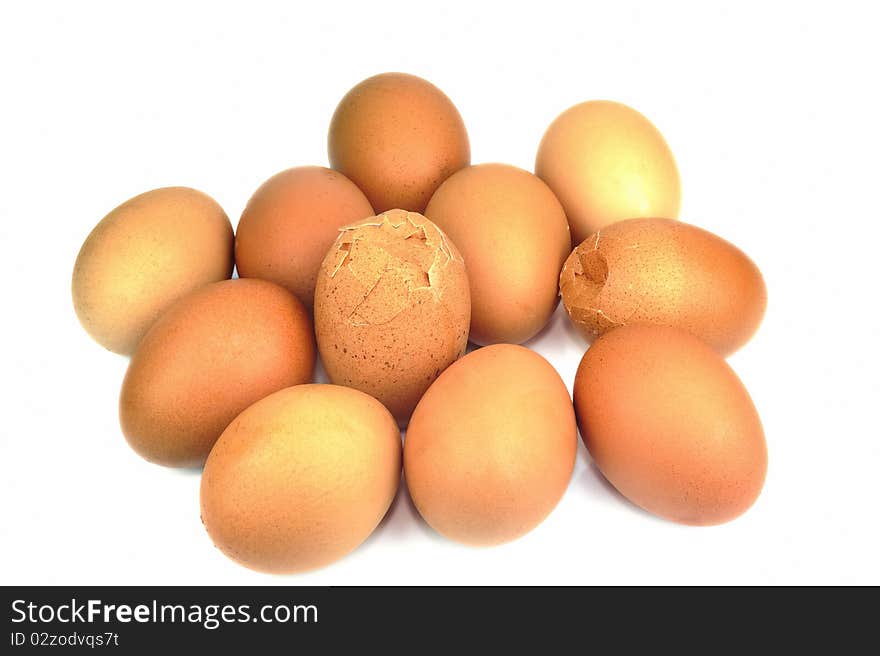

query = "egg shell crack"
[328, 211, 459, 327]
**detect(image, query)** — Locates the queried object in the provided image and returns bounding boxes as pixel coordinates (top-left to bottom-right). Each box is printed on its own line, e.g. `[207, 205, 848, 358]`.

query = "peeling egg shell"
[201, 384, 401, 574]
[328, 72, 470, 213]
[405, 344, 577, 546]
[424, 163, 571, 345]
[314, 210, 470, 424]
[536, 100, 680, 245]
[573, 325, 767, 525]
[72, 187, 234, 354]
[559, 218, 767, 356]
[120, 279, 315, 467]
[235, 166, 374, 310]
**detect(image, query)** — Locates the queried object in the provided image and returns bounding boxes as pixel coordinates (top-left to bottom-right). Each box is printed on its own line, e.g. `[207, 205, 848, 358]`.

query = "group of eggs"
[72, 72, 768, 574]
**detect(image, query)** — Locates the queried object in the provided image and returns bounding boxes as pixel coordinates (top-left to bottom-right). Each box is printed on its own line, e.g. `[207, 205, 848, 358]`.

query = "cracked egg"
[314, 209, 470, 424]
[559, 218, 767, 356]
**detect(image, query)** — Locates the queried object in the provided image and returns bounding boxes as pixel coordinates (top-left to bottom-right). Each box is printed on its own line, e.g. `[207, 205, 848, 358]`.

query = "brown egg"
[328, 73, 470, 213]
[405, 345, 577, 546]
[72, 187, 234, 354]
[314, 210, 470, 424]
[559, 218, 766, 356]
[574, 325, 767, 525]
[235, 166, 374, 310]
[536, 100, 680, 245]
[120, 279, 314, 467]
[424, 163, 571, 345]
[201, 384, 401, 574]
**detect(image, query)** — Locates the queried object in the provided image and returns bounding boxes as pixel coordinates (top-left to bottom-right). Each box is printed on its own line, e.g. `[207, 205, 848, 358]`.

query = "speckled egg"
[314, 210, 470, 424]
[559, 218, 766, 355]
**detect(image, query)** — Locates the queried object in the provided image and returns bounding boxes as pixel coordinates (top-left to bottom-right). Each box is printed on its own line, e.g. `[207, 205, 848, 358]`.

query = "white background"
[1, 1, 878, 585]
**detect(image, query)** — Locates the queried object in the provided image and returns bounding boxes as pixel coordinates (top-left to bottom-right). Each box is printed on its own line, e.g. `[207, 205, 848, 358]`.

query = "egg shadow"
[466, 301, 588, 353]
[558, 305, 591, 347]
[312, 355, 330, 384]
[369, 473, 445, 544]
[169, 465, 204, 477]
[575, 440, 660, 523]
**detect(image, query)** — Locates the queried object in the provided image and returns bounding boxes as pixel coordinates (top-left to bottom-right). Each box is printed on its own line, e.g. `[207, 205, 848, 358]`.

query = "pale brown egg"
[559, 218, 766, 356]
[72, 187, 234, 354]
[573, 325, 767, 525]
[235, 166, 374, 310]
[201, 384, 401, 574]
[314, 210, 470, 424]
[328, 73, 470, 213]
[405, 345, 577, 546]
[536, 100, 680, 245]
[424, 163, 571, 345]
[120, 279, 314, 467]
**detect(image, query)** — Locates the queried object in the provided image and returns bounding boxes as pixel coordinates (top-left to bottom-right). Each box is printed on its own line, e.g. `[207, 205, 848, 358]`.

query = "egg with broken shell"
[559, 218, 766, 356]
[314, 209, 471, 424]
